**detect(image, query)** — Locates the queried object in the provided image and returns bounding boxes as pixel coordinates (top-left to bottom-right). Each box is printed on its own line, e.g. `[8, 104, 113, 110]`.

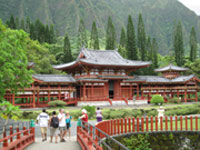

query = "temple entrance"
[109, 80, 114, 99]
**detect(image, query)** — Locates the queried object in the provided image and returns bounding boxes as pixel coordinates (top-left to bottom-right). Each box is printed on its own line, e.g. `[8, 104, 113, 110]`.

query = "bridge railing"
[0, 121, 35, 150]
[95, 115, 200, 137]
[77, 121, 129, 150]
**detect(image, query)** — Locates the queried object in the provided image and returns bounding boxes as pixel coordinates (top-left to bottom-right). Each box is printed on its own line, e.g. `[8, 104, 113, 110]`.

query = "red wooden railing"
[0, 123, 35, 150]
[95, 115, 199, 138]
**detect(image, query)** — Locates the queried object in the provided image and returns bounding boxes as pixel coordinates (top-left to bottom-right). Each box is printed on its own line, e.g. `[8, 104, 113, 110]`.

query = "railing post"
[117, 119, 120, 134]
[180, 116, 183, 131]
[128, 118, 131, 132]
[160, 117, 163, 131]
[141, 117, 144, 132]
[111, 120, 113, 135]
[114, 119, 116, 135]
[165, 116, 168, 131]
[3, 130, 8, 148]
[137, 117, 139, 132]
[195, 116, 198, 131]
[132, 117, 135, 132]
[185, 116, 188, 131]
[155, 116, 158, 131]
[190, 116, 193, 131]
[121, 118, 123, 134]
[175, 116, 178, 131]
[170, 116, 173, 131]
[17, 126, 21, 139]
[151, 116, 153, 132]
[125, 118, 127, 133]
[10, 126, 13, 142]
[146, 116, 148, 132]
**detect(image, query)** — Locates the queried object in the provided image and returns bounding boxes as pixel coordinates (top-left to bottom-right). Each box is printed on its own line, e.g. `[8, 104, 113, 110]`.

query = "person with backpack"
[49, 111, 59, 143]
[65, 111, 72, 141]
[36, 109, 49, 141]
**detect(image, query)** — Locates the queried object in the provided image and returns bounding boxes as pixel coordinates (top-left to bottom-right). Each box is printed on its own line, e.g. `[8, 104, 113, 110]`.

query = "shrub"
[70, 110, 82, 120]
[151, 95, 164, 105]
[48, 100, 66, 107]
[168, 97, 181, 104]
[81, 105, 96, 119]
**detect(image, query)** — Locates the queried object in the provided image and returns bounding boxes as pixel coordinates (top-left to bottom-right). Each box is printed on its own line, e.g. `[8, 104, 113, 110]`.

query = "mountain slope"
[0, 0, 199, 55]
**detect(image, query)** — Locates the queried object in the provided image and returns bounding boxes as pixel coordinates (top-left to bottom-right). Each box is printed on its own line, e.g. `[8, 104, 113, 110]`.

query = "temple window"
[90, 69, 99, 75]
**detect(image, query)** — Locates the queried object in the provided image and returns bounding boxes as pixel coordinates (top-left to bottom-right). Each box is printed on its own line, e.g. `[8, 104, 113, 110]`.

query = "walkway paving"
[25, 137, 80, 150]
[25, 120, 96, 150]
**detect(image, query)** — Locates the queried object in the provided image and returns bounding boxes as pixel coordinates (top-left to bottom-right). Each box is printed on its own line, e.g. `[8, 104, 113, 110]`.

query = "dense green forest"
[0, 0, 200, 55]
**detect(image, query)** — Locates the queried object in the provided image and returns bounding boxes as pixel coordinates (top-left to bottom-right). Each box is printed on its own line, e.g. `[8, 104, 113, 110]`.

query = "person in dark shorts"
[96, 107, 103, 122]
[49, 111, 59, 143]
[65, 111, 72, 141]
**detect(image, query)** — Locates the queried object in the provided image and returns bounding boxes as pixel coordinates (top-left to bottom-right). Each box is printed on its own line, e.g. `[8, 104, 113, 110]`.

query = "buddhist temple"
[4, 48, 200, 108]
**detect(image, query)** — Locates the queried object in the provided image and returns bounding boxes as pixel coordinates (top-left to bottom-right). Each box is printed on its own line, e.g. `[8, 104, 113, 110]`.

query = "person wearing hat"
[79, 109, 88, 123]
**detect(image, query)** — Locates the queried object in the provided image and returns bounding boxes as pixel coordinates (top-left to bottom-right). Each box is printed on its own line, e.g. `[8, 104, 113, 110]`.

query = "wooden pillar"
[184, 89, 187, 103]
[119, 82, 122, 99]
[92, 83, 94, 99]
[129, 84, 131, 99]
[58, 84, 61, 100]
[195, 90, 198, 102]
[137, 84, 139, 97]
[12, 94, 15, 106]
[48, 84, 50, 102]
[32, 91, 35, 108]
[83, 83, 86, 100]
[37, 90, 40, 106]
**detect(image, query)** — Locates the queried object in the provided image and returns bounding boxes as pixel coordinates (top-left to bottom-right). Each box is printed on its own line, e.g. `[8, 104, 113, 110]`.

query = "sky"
[178, 0, 200, 15]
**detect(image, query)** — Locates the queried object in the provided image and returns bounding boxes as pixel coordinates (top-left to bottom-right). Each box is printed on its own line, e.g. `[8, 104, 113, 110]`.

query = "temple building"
[4, 48, 200, 107]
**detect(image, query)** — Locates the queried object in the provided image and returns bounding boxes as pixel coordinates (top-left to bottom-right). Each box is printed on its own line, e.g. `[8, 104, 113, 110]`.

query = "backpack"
[51, 117, 59, 128]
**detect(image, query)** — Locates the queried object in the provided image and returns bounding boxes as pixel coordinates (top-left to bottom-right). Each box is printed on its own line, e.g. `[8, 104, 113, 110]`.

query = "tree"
[90, 21, 99, 49]
[63, 33, 73, 63]
[49, 24, 55, 44]
[0, 20, 32, 101]
[173, 21, 184, 66]
[126, 15, 138, 60]
[25, 17, 31, 32]
[189, 27, 197, 62]
[137, 13, 146, 61]
[152, 38, 158, 68]
[118, 27, 126, 58]
[9, 15, 16, 29]
[106, 16, 116, 50]
[77, 19, 88, 50]
[20, 18, 25, 30]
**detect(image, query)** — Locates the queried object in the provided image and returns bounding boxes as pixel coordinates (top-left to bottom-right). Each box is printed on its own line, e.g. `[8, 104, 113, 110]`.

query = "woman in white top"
[96, 107, 103, 122]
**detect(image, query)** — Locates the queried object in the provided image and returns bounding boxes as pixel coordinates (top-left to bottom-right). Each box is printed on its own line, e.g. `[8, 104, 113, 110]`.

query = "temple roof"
[155, 64, 188, 72]
[32, 74, 76, 83]
[125, 75, 195, 83]
[53, 48, 151, 70]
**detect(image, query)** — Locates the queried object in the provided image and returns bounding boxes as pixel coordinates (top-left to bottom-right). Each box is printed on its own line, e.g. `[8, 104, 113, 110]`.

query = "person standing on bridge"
[79, 109, 88, 126]
[96, 107, 103, 122]
[36, 109, 49, 142]
[49, 111, 59, 143]
[58, 109, 66, 142]
[65, 111, 72, 141]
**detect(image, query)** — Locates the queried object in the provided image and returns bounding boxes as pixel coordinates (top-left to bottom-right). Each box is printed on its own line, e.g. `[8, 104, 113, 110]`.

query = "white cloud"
[178, 0, 200, 15]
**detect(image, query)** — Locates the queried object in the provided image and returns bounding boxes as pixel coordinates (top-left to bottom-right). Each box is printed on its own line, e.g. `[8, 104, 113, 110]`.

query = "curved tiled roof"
[155, 64, 188, 72]
[53, 48, 151, 70]
[125, 75, 195, 83]
[32, 74, 76, 83]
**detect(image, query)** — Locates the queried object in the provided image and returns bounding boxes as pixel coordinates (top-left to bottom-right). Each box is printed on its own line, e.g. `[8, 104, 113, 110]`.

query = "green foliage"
[90, 21, 99, 49]
[173, 21, 184, 66]
[6, 16, 56, 44]
[137, 13, 146, 61]
[123, 134, 152, 150]
[167, 97, 181, 104]
[126, 15, 137, 60]
[0, 101, 20, 126]
[0, 20, 33, 100]
[63, 33, 73, 63]
[118, 27, 127, 58]
[81, 105, 96, 119]
[106, 16, 116, 50]
[77, 19, 88, 50]
[151, 95, 164, 105]
[184, 58, 200, 78]
[48, 100, 66, 107]
[189, 27, 197, 62]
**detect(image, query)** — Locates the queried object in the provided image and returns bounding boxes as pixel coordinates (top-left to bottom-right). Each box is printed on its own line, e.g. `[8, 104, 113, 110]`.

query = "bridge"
[1, 115, 199, 150]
